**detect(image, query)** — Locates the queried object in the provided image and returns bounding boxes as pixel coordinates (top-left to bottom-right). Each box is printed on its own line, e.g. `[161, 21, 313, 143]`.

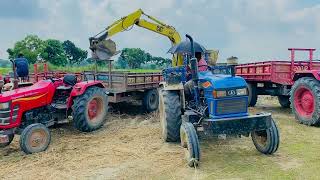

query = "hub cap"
[87, 97, 103, 122]
[29, 129, 47, 149]
[252, 130, 268, 147]
[294, 86, 315, 118]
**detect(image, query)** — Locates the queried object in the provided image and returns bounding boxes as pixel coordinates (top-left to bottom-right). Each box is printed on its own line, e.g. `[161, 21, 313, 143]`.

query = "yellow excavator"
[89, 9, 184, 66]
[89, 9, 219, 67]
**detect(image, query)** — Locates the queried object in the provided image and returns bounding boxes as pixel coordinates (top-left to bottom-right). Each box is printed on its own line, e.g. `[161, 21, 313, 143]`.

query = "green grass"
[34, 63, 161, 73]
[0, 67, 10, 75]
[0, 64, 160, 76]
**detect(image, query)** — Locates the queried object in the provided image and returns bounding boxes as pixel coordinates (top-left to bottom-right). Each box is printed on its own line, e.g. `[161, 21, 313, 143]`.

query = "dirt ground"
[1, 97, 320, 180]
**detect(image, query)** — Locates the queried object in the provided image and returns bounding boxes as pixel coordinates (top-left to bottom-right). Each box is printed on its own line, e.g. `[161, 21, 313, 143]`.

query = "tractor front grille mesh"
[216, 98, 247, 115]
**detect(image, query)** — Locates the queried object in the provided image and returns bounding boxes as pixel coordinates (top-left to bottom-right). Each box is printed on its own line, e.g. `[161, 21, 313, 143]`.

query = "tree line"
[7, 35, 87, 66]
[6, 35, 171, 69]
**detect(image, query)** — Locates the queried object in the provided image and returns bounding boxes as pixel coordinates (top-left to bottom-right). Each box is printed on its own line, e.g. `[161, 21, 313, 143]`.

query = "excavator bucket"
[205, 49, 219, 66]
[91, 39, 118, 60]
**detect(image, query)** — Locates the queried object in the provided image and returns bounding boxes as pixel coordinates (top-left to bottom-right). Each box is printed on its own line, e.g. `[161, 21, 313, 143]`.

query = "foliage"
[7, 35, 87, 66]
[0, 59, 11, 68]
[118, 48, 152, 69]
[42, 39, 68, 66]
[7, 35, 45, 63]
[62, 40, 88, 64]
[116, 48, 171, 69]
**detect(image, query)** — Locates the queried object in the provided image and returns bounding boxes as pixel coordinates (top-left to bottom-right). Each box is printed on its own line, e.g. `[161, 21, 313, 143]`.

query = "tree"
[116, 54, 128, 69]
[119, 48, 152, 69]
[151, 56, 171, 68]
[62, 40, 87, 65]
[42, 39, 68, 66]
[7, 35, 45, 63]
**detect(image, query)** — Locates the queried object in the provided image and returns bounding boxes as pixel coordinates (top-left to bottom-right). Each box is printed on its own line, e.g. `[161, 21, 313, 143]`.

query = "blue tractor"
[159, 35, 279, 167]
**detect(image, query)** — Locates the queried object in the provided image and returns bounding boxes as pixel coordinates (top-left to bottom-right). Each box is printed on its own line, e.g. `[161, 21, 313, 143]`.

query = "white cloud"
[0, 0, 320, 63]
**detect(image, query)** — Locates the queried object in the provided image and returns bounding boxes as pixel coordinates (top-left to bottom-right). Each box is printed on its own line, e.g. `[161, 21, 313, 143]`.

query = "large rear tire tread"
[159, 89, 182, 142]
[251, 118, 279, 155]
[19, 123, 51, 154]
[143, 89, 159, 113]
[72, 87, 108, 132]
[247, 83, 258, 107]
[290, 77, 320, 126]
[278, 95, 290, 108]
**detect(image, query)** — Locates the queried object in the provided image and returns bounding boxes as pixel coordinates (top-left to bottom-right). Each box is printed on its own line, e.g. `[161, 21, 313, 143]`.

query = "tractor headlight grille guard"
[213, 88, 248, 98]
[215, 97, 247, 115]
[0, 101, 18, 126]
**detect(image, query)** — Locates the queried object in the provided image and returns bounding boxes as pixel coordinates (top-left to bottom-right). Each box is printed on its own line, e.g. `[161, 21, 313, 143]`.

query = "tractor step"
[51, 103, 68, 110]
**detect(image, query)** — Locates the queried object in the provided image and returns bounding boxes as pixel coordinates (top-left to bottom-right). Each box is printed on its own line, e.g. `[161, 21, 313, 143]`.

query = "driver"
[14, 53, 29, 82]
[184, 52, 208, 99]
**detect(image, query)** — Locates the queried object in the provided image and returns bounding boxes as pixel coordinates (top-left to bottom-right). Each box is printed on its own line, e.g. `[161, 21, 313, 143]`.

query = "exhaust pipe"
[185, 34, 200, 103]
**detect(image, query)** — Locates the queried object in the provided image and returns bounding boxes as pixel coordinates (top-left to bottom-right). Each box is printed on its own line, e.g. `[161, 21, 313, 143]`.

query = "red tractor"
[0, 75, 108, 154]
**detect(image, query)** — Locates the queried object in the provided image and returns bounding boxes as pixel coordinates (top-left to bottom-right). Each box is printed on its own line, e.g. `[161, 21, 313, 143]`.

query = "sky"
[0, 0, 320, 63]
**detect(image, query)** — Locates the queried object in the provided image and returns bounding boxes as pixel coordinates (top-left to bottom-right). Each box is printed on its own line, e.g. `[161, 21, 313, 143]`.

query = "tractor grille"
[216, 98, 247, 115]
[0, 106, 19, 125]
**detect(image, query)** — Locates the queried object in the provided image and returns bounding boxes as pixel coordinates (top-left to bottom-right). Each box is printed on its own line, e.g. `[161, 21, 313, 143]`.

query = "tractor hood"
[0, 81, 52, 103]
[198, 71, 247, 90]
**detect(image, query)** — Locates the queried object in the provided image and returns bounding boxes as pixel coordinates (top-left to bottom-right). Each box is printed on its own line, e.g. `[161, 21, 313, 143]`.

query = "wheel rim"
[28, 129, 47, 149]
[87, 97, 104, 122]
[252, 130, 268, 148]
[294, 86, 315, 118]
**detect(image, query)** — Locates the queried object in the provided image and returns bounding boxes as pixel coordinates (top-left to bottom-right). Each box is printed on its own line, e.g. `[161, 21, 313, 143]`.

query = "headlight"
[213, 90, 227, 98]
[0, 102, 9, 110]
[236, 88, 247, 96]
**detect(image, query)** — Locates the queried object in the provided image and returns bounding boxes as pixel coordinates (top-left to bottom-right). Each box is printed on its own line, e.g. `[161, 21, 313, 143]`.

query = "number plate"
[0, 135, 9, 143]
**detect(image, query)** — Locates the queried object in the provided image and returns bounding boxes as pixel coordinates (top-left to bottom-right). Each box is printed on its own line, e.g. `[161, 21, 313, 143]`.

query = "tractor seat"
[63, 74, 77, 86]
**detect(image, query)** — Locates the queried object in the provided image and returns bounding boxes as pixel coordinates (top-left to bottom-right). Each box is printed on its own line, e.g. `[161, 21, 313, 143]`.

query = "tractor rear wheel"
[143, 89, 159, 113]
[0, 134, 14, 148]
[180, 122, 200, 167]
[247, 83, 258, 107]
[290, 77, 320, 126]
[72, 87, 108, 132]
[278, 95, 290, 108]
[251, 118, 279, 154]
[20, 123, 51, 154]
[159, 89, 182, 142]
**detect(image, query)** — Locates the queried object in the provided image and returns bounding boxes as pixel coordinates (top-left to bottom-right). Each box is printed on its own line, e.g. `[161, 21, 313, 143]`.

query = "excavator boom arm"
[90, 9, 183, 66]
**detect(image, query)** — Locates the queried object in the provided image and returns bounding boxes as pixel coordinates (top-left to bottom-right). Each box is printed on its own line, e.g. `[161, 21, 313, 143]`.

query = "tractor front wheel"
[159, 89, 182, 142]
[20, 123, 51, 154]
[290, 77, 320, 126]
[0, 134, 14, 148]
[72, 87, 108, 132]
[180, 122, 200, 167]
[251, 118, 279, 154]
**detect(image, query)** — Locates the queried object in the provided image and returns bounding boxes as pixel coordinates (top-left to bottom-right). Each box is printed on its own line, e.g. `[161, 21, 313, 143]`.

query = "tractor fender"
[67, 81, 106, 108]
[293, 70, 320, 81]
[159, 82, 186, 111]
[160, 82, 184, 91]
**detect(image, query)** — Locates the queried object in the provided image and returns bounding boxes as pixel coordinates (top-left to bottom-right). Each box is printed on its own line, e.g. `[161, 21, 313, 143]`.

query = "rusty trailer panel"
[83, 71, 162, 93]
[236, 61, 320, 85]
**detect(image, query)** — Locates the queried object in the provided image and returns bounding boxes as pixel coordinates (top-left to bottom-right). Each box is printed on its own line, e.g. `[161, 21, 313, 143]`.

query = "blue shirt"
[14, 58, 29, 77]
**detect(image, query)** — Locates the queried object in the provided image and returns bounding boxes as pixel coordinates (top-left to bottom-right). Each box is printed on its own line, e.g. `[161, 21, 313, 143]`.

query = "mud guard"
[160, 82, 186, 111]
[66, 81, 106, 108]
